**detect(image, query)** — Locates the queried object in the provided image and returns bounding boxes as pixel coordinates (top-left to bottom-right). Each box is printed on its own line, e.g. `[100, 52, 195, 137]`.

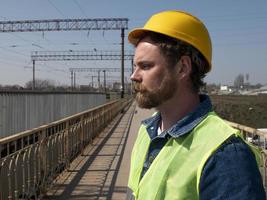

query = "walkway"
[44, 102, 154, 200]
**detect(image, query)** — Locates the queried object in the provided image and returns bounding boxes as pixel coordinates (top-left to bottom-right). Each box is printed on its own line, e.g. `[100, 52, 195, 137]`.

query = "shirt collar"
[142, 94, 212, 140]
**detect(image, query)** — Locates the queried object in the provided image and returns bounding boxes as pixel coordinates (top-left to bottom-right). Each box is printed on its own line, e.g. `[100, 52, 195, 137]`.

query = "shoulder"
[199, 136, 266, 200]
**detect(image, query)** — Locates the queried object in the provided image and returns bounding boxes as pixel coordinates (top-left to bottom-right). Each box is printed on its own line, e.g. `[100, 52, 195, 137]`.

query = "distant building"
[241, 85, 267, 95]
[218, 85, 232, 95]
[220, 85, 228, 91]
[112, 82, 132, 94]
[112, 82, 121, 91]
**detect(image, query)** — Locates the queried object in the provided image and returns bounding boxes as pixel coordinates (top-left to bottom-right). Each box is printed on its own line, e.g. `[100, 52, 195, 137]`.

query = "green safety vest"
[128, 112, 262, 200]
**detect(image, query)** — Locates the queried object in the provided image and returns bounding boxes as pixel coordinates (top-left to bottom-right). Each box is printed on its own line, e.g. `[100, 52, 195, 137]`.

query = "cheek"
[143, 72, 165, 89]
[152, 68, 167, 83]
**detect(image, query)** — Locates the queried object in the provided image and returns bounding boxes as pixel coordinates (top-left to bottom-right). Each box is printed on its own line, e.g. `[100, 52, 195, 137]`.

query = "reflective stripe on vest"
[128, 112, 262, 200]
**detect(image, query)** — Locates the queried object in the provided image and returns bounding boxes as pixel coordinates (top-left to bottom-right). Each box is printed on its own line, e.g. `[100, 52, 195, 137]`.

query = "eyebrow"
[134, 60, 153, 66]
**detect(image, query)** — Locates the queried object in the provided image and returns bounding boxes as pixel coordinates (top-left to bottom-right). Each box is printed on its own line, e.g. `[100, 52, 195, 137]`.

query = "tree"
[25, 79, 56, 90]
[234, 74, 244, 89]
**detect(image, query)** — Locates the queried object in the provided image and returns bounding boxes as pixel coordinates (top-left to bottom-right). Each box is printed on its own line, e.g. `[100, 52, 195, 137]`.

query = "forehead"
[134, 37, 163, 63]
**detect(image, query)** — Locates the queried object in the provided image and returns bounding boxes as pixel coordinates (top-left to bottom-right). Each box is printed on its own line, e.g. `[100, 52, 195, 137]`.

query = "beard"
[133, 71, 177, 109]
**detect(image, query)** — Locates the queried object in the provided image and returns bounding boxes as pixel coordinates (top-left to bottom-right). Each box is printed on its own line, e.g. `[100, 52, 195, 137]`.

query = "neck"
[157, 90, 200, 131]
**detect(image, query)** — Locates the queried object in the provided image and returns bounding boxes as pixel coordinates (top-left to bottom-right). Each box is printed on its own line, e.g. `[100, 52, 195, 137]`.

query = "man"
[127, 10, 265, 199]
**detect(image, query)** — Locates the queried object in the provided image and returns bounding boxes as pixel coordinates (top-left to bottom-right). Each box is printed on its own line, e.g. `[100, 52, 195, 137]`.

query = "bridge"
[0, 95, 266, 199]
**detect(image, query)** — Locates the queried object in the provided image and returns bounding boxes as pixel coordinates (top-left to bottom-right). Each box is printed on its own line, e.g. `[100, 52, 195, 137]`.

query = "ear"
[176, 55, 192, 80]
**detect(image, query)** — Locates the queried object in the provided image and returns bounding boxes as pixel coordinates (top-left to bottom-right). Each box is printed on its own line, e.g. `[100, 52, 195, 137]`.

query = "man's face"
[130, 38, 178, 109]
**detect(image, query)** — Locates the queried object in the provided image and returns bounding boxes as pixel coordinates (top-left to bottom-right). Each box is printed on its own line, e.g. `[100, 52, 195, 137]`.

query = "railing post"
[80, 115, 85, 155]
[8, 157, 14, 200]
[65, 121, 70, 169]
[39, 129, 47, 194]
[33, 144, 39, 197]
[26, 147, 33, 197]
[14, 154, 19, 199]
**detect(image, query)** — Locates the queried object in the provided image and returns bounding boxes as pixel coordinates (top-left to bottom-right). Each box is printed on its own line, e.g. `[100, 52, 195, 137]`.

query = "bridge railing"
[0, 98, 132, 200]
[226, 120, 267, 188]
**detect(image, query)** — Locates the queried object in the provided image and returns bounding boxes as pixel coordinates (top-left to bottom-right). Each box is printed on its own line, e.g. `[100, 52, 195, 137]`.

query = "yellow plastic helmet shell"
[128, 10, 212, 72]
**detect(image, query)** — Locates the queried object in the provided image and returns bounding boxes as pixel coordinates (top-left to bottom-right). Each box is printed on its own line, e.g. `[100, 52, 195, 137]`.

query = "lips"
[133, 83, 147, 93]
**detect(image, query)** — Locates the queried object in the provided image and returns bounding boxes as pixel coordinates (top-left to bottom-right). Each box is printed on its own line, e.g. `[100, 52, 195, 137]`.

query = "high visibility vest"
[128, 112, 262, 200]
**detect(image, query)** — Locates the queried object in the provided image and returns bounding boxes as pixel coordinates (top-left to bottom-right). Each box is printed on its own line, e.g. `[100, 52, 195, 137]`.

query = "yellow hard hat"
[128, 10, 212, 72]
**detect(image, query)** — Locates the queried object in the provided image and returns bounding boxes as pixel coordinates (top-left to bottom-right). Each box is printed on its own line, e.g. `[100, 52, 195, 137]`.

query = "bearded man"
[127, 10, 265, 200]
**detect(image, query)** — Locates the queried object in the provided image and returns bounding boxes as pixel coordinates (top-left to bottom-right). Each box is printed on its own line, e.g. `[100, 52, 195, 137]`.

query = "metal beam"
[31, 50, 134, 61]
[69, 67, 132, 72]
[84, 75, 121, 79]
[0, 18, 128, 32]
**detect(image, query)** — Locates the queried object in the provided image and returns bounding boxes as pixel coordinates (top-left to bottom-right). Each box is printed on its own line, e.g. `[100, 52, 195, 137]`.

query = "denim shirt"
[140, 94, 265, 199]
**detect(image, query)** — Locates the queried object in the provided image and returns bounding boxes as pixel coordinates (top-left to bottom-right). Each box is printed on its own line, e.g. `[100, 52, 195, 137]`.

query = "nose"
[130, 68, 142, 82]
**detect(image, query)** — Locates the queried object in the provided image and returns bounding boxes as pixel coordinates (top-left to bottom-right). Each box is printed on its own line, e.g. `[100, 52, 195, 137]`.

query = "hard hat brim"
[128, 28, 156, 46]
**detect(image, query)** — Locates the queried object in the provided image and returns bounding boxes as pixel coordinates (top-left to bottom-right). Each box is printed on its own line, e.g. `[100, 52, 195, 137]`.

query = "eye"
[140, 62, 153, 70]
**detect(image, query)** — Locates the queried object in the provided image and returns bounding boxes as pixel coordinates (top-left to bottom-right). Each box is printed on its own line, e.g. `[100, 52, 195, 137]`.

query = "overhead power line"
[47, 0, 66, 18]
[0, 46, 28, 57]
[73, 0, 88, 17]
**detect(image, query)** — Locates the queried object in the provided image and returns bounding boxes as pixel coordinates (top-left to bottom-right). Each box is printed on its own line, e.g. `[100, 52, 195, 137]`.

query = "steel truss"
[0, 18, 128, 32]
[0, 17, 129, 97]
[31, 50, 134, 91]
[31, 50, 134, 61]
[69, 67, 132, 72]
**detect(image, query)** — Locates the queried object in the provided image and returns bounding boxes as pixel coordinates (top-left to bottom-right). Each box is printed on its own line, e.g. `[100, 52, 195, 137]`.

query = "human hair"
[135, 32, 208, 92]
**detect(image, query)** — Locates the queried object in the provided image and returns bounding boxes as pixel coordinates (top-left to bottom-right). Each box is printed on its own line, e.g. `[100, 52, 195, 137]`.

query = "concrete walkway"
[112, 105, 154, 200]
[44, 102, 154, 200]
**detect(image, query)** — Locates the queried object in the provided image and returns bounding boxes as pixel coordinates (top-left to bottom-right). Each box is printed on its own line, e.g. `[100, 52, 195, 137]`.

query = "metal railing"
[0, 99, 132, 200]
[226, 120, 267, 188]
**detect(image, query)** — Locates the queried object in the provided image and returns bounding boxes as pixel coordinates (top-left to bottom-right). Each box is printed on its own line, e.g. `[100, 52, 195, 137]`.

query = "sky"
[0, 0, 266, 87]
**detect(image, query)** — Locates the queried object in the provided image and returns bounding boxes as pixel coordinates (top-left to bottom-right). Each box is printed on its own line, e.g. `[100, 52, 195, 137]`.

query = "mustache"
[133, 83, 147, 93]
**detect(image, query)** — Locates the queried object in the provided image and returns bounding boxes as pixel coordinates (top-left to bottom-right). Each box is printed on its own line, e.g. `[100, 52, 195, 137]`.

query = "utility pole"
[103, 70, 106, 93]
[74, 72, 76, 90]
[32, 59, 35, 90]
[121, 28, 125, 98]
[91, 76, 94, 88]
[98, 70, 101, 91]
[71, 70, 74, 90]
[131, 58, 134, 95]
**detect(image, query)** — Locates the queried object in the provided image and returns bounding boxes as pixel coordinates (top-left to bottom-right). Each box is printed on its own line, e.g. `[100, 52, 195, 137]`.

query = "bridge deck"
[44, 103, 154, 200]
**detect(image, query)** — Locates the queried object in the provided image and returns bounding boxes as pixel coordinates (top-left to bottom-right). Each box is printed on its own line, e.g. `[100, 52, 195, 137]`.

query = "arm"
[199, 136, 266, 200]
